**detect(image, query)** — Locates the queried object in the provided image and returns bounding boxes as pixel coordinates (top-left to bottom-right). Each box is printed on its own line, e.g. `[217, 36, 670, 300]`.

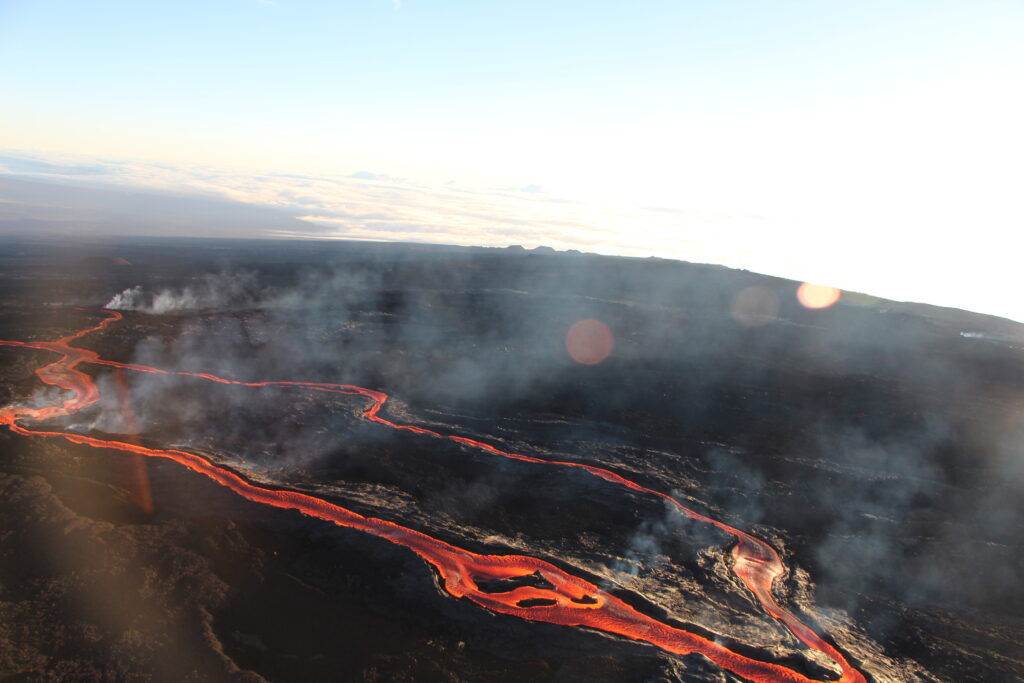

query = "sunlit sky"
[1, 1, 1023, 321]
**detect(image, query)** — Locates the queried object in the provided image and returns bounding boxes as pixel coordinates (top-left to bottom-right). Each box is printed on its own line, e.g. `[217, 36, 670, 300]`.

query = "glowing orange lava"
[0, 310, 865, 683]
[797, 283, 842, 310]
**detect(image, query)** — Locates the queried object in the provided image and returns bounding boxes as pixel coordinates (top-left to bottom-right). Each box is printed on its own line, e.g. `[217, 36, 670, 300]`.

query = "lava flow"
[0, 310, 866, 683]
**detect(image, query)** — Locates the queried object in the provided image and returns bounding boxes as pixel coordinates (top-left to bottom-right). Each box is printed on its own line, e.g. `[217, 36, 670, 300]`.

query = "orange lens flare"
[565, 319, 614, 365]
[112, 368, 154, 514]
[797, 283, 842, 309]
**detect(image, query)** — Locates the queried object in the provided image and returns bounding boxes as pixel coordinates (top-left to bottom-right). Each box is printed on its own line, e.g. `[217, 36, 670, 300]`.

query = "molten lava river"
[0, 310, 866, 683]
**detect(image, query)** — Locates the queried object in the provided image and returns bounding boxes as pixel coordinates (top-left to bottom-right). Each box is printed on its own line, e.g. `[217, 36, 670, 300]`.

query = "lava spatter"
[0, 310, 865, 683]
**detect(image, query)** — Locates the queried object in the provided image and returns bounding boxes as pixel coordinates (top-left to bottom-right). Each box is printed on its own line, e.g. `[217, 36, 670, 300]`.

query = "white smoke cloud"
[106, 285, 145, 310]
[105, 272, 263, 313]
[149, 289, 202, 314]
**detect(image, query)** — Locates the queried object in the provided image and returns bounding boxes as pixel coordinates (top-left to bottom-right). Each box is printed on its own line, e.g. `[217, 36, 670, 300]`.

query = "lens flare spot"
[797, 283, 842, 309]
[113, 368, 153, 514]
[730, 286, 779, 327]
[566, 319, 614, 365]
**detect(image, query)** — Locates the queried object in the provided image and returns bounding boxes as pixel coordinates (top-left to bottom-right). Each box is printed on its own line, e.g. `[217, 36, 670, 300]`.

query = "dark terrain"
[1, 237, 1022, 682]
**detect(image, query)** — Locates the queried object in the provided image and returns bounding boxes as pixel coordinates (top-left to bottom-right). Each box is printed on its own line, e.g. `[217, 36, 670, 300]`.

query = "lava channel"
[0, 309, 866, 683]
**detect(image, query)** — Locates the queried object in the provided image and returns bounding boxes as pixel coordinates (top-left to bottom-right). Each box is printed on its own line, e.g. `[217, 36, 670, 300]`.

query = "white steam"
[106, 285, 145, 310]
[104, 272, 263, 313]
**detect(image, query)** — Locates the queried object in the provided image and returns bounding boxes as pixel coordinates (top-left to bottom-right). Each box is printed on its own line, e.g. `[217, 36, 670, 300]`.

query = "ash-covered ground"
[1, 237, 1022, 682]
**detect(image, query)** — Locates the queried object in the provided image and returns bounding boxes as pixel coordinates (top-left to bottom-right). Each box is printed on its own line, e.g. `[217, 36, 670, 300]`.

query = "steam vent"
[1, 238, 1021, 682]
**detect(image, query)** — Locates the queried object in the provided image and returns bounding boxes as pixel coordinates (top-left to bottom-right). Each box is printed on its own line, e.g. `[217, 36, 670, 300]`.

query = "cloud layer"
[2, 149, 1023, 324]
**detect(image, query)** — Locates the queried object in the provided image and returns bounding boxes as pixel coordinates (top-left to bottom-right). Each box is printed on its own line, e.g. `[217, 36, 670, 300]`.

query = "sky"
[1, 1, 1023, 320]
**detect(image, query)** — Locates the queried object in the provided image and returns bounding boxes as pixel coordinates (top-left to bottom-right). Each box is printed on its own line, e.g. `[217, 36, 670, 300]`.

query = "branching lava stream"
[0, 310, 866, 683]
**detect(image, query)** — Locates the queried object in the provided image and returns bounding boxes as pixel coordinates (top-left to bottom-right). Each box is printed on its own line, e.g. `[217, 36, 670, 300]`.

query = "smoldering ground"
[77, 245, 1024, 680]
[97, 260, 1024, 564]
